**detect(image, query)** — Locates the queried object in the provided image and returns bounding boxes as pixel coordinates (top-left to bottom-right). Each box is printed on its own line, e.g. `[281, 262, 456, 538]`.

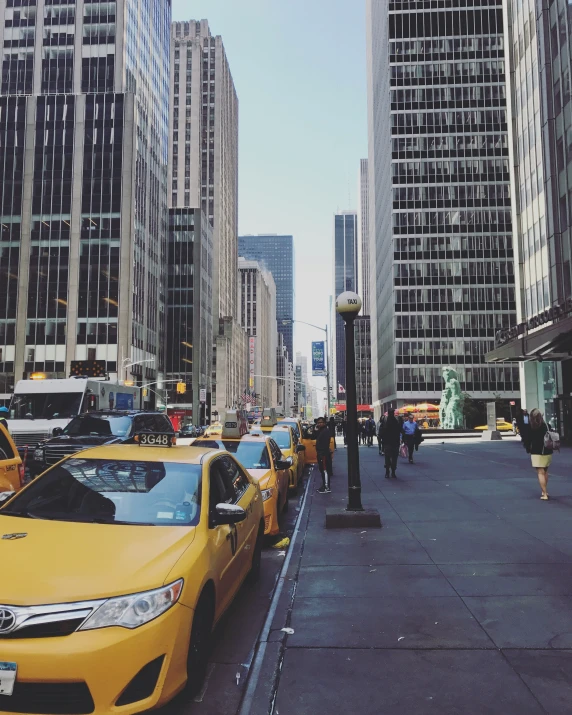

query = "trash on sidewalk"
[281, 627, 295, 635]
[272, 537, 290, 549]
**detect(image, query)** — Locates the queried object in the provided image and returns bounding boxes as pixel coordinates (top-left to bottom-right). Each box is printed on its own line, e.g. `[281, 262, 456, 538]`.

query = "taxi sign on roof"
[222, 409, 249, 439]
[136, 432, 175, 447]
[261, 408, 277, 428]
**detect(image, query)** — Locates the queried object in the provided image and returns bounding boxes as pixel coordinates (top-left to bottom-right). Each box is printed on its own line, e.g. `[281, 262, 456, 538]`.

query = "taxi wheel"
[186, 589, 214, 696]
[248, 523, 264, 583]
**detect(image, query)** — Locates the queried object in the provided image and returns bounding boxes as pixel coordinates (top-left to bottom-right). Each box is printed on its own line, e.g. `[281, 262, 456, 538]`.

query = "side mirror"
[296, 444, 305, 453]
[276, 457, 293, 470]
[52, 427, 63, 437]
[215, 503, 247, 525]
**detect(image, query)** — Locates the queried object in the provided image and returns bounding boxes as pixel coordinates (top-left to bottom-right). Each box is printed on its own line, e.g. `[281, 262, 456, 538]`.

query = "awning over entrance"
[487, 315, 572, 362]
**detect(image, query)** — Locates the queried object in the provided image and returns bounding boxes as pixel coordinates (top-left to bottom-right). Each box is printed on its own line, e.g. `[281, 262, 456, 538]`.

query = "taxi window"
[268, 440, 283, 464]
[0, 458, 201, 526]
[220, 456, 249, 501]
[209, 459, 236, 514]
[0, 430, 15, 460]
[200, 440, 271, 470]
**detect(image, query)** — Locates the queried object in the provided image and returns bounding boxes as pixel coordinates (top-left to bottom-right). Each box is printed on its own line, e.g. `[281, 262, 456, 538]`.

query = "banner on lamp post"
[249, 337, 255, 389]
[312, 341, 326, 376]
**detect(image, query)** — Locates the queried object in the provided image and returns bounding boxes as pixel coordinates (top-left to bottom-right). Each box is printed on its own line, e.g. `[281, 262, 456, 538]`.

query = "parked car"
[31, 411, 175, 476]
[179, 424, 201, 438]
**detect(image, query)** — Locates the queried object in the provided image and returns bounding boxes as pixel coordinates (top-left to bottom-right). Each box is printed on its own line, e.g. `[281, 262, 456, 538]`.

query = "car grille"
[44, 445, 85, 465]
[2, 682, 94, 714]
[11, 432, 50, 450]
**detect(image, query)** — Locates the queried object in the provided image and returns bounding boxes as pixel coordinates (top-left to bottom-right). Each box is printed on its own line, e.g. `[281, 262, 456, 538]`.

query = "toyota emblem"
[2, 533, 27, 541]
[0, 609, 16, 633]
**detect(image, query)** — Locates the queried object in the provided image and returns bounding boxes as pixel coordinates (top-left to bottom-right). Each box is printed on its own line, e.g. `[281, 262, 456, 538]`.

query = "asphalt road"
[154, 464, 314, 715]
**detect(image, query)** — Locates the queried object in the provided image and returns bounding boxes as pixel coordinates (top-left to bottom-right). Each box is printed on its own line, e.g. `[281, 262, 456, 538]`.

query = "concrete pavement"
[244, 437, 572, 714]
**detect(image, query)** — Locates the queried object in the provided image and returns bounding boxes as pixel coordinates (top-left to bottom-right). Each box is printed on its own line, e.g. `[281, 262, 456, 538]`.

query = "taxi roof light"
[222, 409, 249, 439]
[261, 408, 277, 428]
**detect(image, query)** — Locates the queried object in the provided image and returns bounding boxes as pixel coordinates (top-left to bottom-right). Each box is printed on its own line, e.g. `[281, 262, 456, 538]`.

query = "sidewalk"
[245, 438, 572, 714]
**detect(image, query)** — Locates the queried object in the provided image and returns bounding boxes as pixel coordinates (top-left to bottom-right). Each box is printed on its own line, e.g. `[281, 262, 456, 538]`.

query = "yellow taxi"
[252, 411, 305, 494]
[0, 423, 24, 495]
[279, 417, 306, 472]
[195, 412, 291, 536]
[0, 432, 264, 712]
[474, 418, 515, 432]
[301, 420, 336, 464]
[203, 422, 223, 437]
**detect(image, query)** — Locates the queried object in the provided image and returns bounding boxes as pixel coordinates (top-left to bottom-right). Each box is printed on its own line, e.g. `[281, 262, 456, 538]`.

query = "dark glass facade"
[368, 0, 519, 411]
[0, 1, 171, 398]
[333, 213, 358, 399]
[238, 234, 295, 361]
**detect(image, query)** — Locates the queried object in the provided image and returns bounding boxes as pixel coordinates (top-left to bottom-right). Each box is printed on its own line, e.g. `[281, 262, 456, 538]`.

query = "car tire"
[248, 523, 264, 583]
[186, 589, 214, 697]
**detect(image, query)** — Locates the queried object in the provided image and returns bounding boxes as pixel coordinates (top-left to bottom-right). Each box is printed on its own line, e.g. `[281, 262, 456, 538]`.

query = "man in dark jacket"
[315, 417, 332, 493]
[328, 416, 337, 450]
[380, 409, 402, 478]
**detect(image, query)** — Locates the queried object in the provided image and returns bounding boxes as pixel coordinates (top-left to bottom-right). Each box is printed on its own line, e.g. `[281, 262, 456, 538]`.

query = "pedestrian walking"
[315, 417, 332, 493]
[328, 416, 337, 450]
[516, 408, 531, 449]
[522, 408, 554, 500]
[401, 413, 420, 463]
[365, 416, 376, 447]
[377, 416, 384, 455]
[341, 418, 347, 445]
[380, 409, 401, 478]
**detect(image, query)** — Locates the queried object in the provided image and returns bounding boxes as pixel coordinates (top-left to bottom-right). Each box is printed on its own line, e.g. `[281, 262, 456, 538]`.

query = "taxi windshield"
[1, 458, 201, 526]
[199, 440, 270, 470]
[269, 429, 291, 449]
[280, 421, 300, 439]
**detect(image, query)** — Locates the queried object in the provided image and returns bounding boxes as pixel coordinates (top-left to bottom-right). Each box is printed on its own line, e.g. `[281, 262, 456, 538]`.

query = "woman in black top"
[523, 408, 553, 500]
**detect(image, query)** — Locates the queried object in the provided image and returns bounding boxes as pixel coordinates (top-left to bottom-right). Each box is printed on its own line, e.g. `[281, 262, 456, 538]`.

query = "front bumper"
[263, 496, 280, 536]
[0, 602, 194, 714]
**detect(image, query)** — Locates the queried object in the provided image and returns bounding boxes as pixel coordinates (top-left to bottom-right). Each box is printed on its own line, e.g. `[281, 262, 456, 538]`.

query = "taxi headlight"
[79, 579, 183, 630]
[261, 488, 274, 502]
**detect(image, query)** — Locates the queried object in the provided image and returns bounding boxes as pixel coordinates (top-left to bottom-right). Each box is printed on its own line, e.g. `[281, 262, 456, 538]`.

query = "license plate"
[0, 662, 16, 696]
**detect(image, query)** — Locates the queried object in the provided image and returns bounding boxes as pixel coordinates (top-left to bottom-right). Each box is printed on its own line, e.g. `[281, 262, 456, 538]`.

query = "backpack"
[544, 429, 560, 452]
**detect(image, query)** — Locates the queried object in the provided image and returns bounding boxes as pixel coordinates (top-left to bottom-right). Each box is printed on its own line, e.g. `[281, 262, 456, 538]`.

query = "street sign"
[200, 388, 207, 403]
[312, 341, 326, 376]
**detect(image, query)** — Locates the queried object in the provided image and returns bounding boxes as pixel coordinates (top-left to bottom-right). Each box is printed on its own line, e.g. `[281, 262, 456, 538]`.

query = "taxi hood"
[0, 516, 196, 606]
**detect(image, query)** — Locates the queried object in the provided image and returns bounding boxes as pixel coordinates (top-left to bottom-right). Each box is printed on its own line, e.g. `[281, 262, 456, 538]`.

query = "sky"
[172, 0, 368, 409]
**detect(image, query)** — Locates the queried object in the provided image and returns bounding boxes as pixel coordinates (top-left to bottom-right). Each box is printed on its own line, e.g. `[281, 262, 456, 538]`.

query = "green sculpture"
[440, 367, 463, 429]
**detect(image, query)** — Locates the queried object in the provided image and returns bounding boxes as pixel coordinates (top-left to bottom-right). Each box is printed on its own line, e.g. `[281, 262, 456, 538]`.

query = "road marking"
[237, 470, 311, 715]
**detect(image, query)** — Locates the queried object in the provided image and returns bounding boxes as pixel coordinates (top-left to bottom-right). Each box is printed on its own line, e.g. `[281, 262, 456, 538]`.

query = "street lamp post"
[335, 292, 364, 511]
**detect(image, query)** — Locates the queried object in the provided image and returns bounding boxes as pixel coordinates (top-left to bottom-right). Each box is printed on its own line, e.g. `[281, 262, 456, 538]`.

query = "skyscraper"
[333, 211, 358, 401]
[0, 1, 171, 398]
[238, 258, 278, 408]
[238, 234, 295, 361]
[169, 21, 245, 414]
[367, 0, 519, 415]
[166, 208, 213, 424]
[487, 0, 572, 439]
[358, 158, 371, 314]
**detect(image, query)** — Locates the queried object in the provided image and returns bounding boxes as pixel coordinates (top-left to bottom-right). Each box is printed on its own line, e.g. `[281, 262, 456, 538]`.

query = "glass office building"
[0, 0, 171, 400]
[238, 234, 295, 361]
[488, 0, 572, 440]
[333, 212, 358, 401]
[167, 208, 213, 423]
[367, 0, 520, 414]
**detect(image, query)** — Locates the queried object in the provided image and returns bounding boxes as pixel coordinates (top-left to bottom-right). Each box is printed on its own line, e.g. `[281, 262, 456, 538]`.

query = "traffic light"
[177, 382, 186, 394]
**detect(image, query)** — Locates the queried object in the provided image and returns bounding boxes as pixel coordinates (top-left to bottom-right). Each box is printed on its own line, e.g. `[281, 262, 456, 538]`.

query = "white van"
[8, 378, 142, 451]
